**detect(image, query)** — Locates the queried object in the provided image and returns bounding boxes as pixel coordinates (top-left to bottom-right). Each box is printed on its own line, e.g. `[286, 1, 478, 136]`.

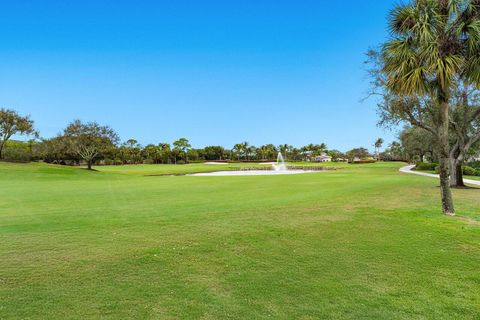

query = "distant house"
[313, 153, 332, 162]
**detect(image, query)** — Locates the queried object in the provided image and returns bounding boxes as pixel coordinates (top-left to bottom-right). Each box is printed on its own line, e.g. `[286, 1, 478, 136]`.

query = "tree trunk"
[87, 159, 92, 170]
[438, 99, 455, 215]
[449, 156, 465, 187]
[455, 161, 464, 187]
[0, 141, 4, 160]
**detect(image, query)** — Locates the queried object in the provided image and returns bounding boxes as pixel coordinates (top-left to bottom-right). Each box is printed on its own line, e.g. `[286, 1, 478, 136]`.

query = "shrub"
[104, 158, 113, 166]
[435, 165, 440, 174]
[143, 158, 154, 164]
[3, 146, 31, 162]
[463, 166, 478, 176]
[113, 158, 123, 165]
[467, 160, 480, 170]
[415, 162, 437, 171]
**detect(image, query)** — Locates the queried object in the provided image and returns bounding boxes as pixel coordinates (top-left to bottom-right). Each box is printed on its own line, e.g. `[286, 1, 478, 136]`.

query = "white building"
[313, 153, 332, 162]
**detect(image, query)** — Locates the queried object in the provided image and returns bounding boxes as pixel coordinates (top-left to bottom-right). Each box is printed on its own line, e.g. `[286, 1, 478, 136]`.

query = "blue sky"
[0, 0, 398, 151]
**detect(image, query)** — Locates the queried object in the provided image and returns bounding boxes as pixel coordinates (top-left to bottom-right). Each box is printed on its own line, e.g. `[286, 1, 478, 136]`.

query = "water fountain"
[272, 152, 287, 172]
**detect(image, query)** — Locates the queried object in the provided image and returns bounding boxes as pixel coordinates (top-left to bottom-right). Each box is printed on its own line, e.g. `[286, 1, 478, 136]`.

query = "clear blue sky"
[1, 0, 398, 152]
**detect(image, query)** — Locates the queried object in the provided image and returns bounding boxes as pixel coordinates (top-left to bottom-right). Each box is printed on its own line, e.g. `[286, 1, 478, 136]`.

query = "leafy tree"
[203, 146, 225, 161]
[399, 127, 436, 163]
[399, 127, 436, 161]
[35, 136, 71, 163]
[381, 141, 405, 161]
[346, 148, 370, 162]
[448, 90, 480, 186]
[0, 108, 37, 159]
[126, 139, 138, 148]
[173, 138, 191, 164]
[327, 149, 346, 162]
[63, 120, 119, 170]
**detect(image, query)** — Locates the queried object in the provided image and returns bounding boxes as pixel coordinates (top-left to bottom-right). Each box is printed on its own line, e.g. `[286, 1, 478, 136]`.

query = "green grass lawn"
[1, 161, 480, 319]
[465, 175, 480, 181]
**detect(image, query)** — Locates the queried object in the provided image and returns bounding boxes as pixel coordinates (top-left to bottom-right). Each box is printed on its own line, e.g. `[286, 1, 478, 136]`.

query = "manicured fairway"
[1, 162, 480, 319]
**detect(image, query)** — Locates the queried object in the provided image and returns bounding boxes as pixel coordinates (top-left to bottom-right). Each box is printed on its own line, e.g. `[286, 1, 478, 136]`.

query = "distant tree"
[381, 142, 404, 161]
[35, 136, 71, 163]
[233, 143, 243, 161]
[374, 138, 384, 160]
[346, 147, 370, 162]
[290, 147, 303, 161]
[257, 144, 276, 160]
[245, 144, 256, 161]
[241, 141, 250, 160]
[142, 144, 162, 163]
[399, 127, 435, 163]
[203, 146, 225, 161]
[125, 139, 138, 148]
[123, 139, 142, 164]
[448, 98, 480, 187]
[63, 120, 119, 170]
[158, 143, 171, 163]
[278, 144, 293, 159]
[327, 149, 345, 162]
[173, 138, 191, 164]
[0, 108, 37, 160]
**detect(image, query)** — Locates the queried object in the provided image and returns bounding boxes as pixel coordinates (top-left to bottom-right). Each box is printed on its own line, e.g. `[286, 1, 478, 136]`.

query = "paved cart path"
[399, 165, 480, 186]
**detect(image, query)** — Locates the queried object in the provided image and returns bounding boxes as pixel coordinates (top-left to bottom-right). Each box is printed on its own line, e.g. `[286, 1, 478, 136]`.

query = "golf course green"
[1, 161, 479, 319]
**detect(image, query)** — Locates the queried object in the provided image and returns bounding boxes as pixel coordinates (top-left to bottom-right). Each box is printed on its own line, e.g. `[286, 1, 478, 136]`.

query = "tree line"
[0, 108, 380, 168]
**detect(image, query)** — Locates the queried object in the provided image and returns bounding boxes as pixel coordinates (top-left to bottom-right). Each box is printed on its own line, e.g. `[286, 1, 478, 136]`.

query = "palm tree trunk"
[438, 99, 455, 215]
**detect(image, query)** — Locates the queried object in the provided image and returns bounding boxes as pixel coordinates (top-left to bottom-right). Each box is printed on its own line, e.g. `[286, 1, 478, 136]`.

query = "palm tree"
[173, 138, 191, 164]
[241, 141, 249, 160]
[374, 138, 384, 160]
[278, 144, 292, 159]
[158, 143, 171, 164]
[258, 145, 269, 160]
[245, 145, 256, 161]
[380, 0, 480, 215]
[233, 143, 243, 161]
